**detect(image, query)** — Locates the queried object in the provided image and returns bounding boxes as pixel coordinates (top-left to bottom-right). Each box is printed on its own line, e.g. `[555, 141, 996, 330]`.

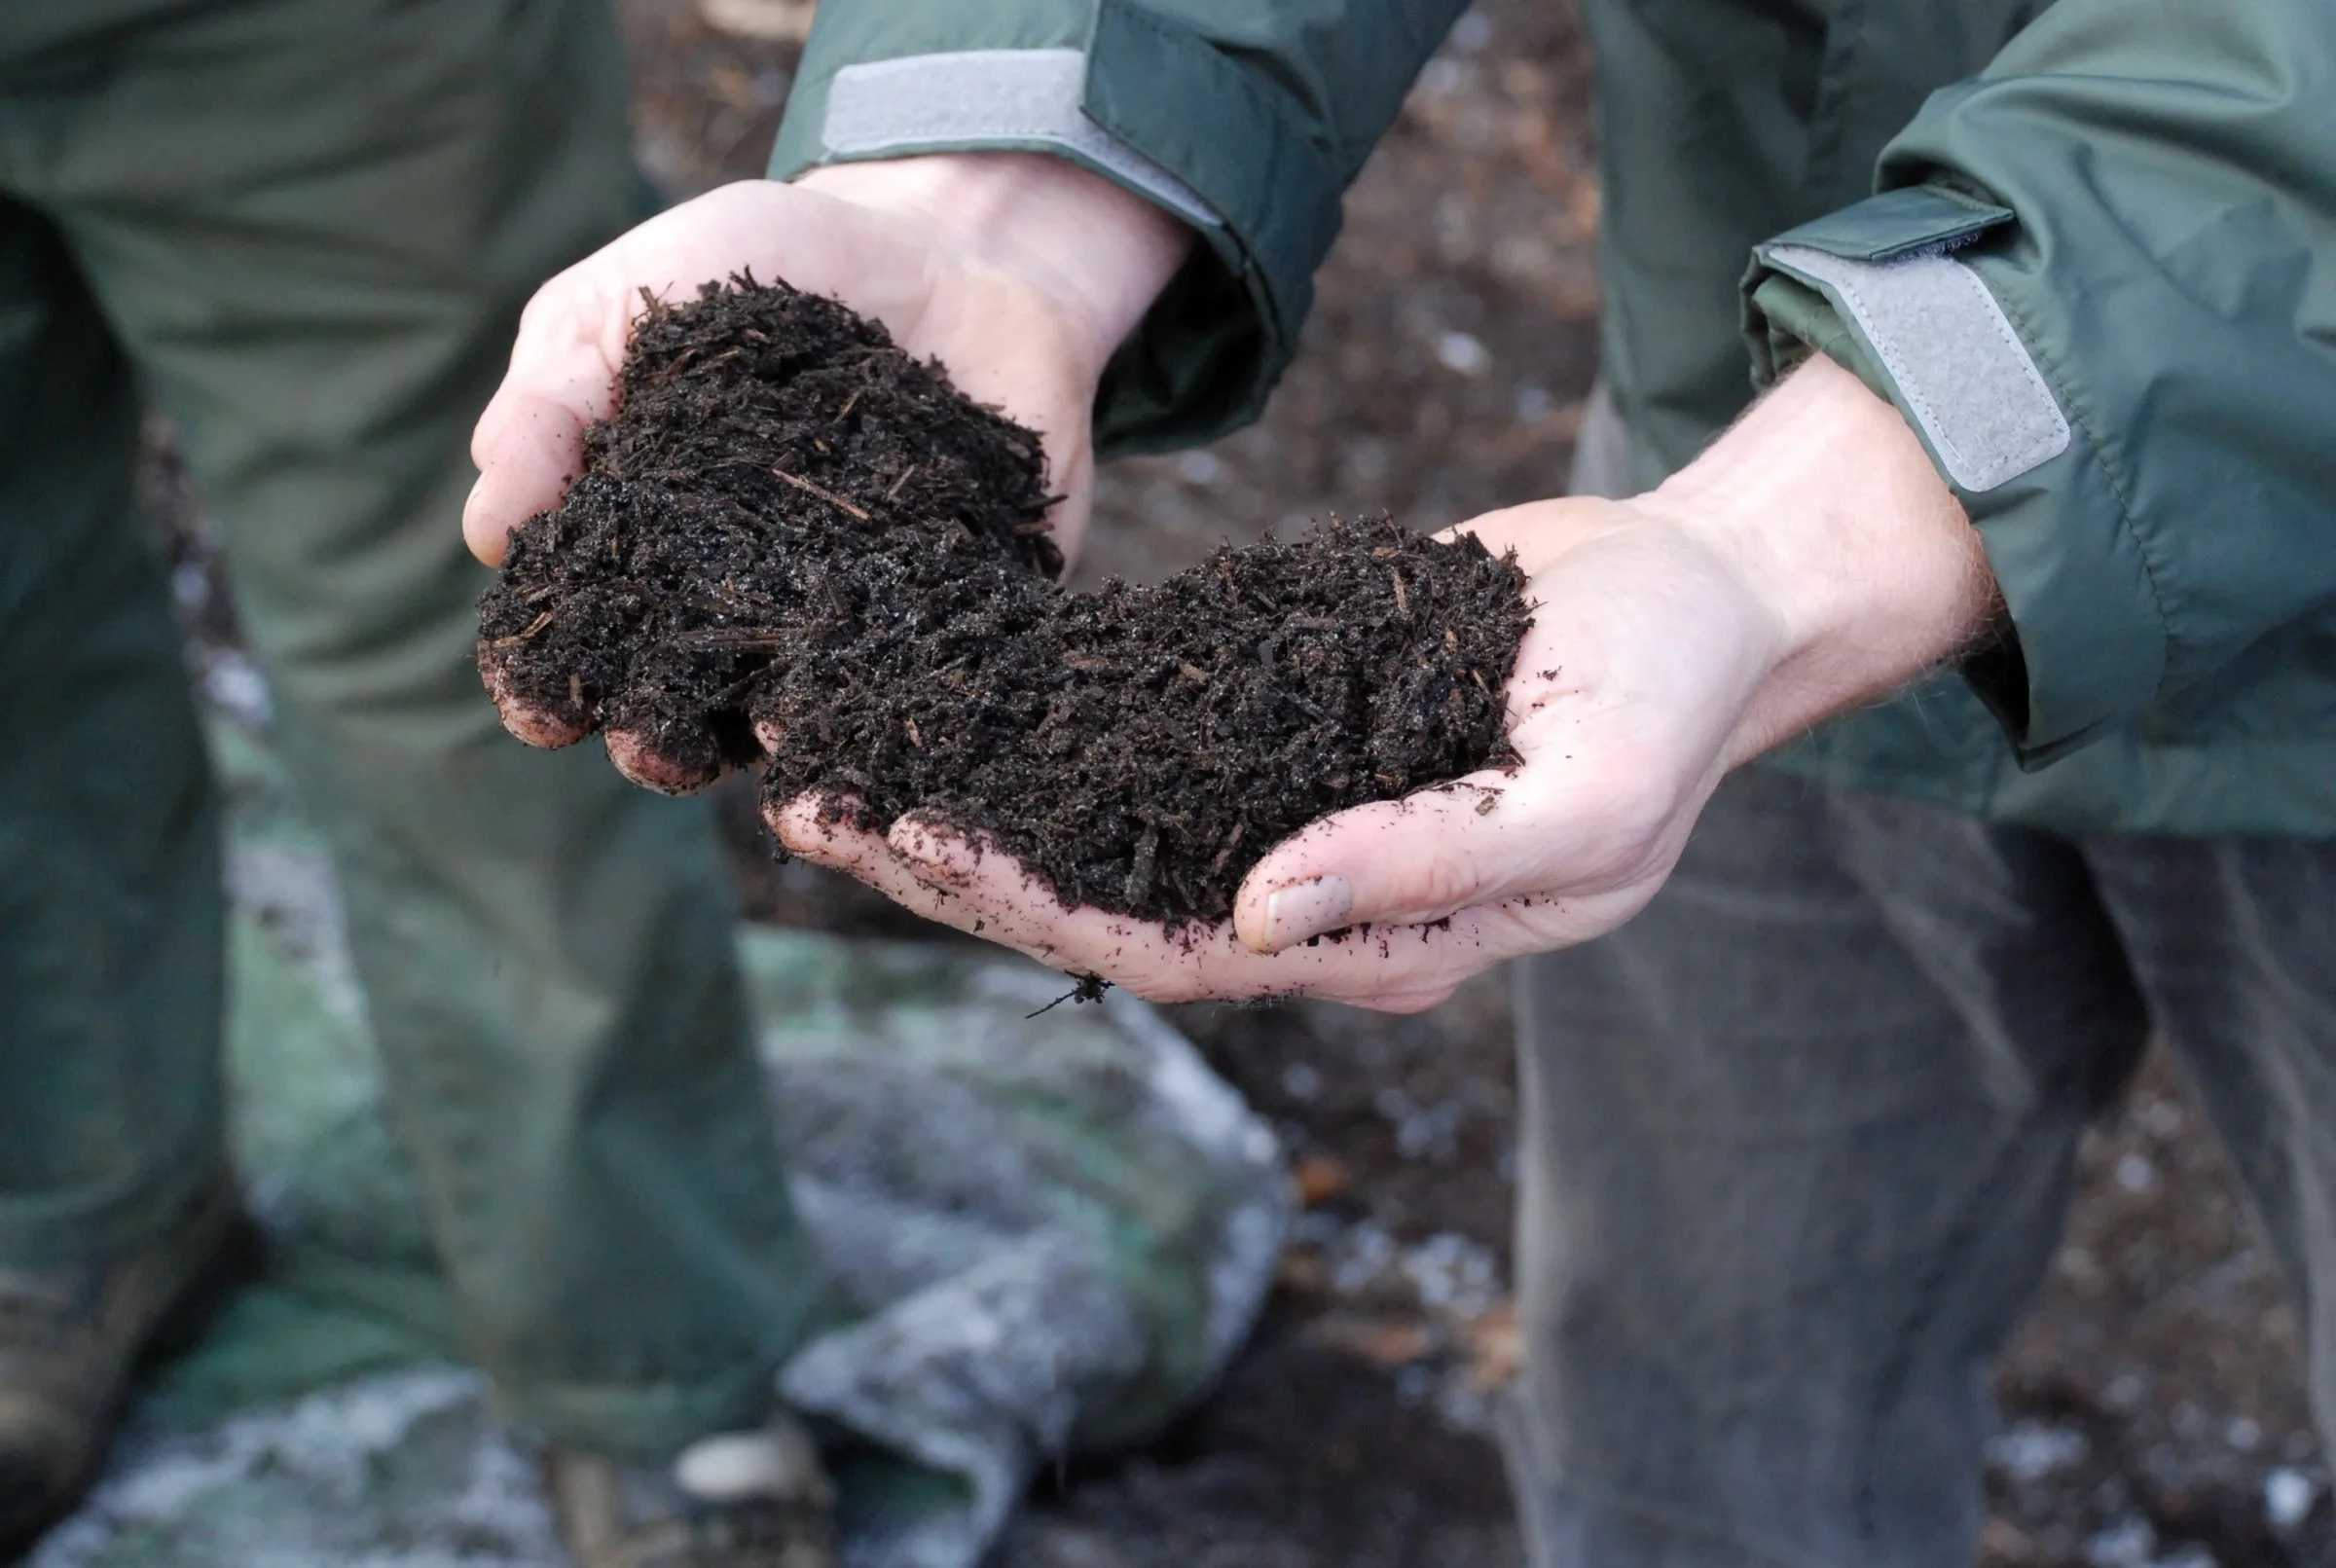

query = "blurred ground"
[145, 2, 2336, 1563]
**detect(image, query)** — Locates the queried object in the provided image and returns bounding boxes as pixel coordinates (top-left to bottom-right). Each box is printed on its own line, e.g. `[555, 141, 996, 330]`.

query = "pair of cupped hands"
[466, 154, 1997, 1013]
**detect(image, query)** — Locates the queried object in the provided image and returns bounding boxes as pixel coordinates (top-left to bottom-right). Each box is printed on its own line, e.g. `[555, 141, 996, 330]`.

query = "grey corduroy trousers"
[1502, 386, 2336, 1567]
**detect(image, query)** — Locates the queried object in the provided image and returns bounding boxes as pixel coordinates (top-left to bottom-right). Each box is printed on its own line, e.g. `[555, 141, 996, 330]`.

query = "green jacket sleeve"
[1743, 0, 2336, 766]
[767, 0, 1467, 457]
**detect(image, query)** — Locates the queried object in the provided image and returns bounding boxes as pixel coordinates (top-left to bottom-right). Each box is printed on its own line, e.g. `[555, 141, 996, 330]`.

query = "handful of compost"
[478, 278, 1529, 927]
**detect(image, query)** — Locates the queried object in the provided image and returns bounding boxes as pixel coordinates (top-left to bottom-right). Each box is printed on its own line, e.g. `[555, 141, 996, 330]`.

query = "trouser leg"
[1504, 768, 2150, 1567]
[0, 200, 227, 1266]
[2086, 836, 2336, 1442]
[2, 0, 817, 1455]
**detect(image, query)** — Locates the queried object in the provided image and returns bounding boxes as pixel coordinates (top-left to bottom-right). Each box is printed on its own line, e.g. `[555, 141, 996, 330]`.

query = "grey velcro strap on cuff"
[1767, 243, 2070, 492]
[822, 49, 1221, 231]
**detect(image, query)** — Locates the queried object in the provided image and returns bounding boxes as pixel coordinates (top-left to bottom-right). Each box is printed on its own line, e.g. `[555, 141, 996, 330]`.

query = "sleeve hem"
[769, 3, 1345, 453]
[1743, 189, 2172, 763]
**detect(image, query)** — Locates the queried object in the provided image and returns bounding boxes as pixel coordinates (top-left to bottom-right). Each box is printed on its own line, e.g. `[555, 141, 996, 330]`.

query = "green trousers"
[0, 0, 817, 1457]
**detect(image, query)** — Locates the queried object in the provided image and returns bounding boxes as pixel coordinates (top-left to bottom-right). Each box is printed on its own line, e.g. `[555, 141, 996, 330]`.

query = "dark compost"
[479, 279, 1531, 926]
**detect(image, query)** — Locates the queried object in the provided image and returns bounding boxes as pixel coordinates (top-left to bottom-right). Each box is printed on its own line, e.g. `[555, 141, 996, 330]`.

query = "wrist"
[1645, 353, 2000, 742]
[793, 153, 1192, 382]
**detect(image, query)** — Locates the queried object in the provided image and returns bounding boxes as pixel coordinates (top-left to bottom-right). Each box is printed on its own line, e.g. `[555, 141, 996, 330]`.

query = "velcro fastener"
[822, 49, 1220, 230]
[1766, 243, 2071, 493]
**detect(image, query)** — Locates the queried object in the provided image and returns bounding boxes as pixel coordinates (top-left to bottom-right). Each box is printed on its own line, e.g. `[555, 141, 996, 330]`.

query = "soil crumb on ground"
[480, 278, 1531, 925]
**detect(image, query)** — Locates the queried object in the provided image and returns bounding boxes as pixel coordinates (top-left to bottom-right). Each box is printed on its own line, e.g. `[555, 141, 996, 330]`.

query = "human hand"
[774, 355, 2002, 1010]
[467, 153, 1191, 784]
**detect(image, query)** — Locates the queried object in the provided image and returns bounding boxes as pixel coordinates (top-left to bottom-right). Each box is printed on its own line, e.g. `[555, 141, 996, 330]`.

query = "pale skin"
[468, 153, 2001, 1013]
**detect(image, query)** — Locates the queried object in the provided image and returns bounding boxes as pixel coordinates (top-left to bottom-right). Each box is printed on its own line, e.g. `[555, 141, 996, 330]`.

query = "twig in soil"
[1209, 821, 1246, 875]
[769, 465, 871, 520]
[487, 609, 556, 648]
[647, 346, 701, 385]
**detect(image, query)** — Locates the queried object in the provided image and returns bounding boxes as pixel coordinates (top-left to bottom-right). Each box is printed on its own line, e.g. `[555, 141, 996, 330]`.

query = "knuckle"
[1380, 848, 1490, 926]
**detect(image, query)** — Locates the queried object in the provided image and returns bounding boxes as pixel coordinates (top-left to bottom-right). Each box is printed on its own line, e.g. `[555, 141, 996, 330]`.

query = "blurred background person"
[0, 4, 834, 1563]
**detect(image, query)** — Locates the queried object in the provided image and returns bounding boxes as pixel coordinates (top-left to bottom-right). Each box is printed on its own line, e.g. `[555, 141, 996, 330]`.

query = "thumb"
[1232, 775, 1545, 954]
[465, 391, 594, 565]
[463, 270, 641, 565]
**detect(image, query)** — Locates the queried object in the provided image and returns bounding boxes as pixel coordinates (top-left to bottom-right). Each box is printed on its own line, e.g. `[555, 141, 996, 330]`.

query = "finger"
[1439, 496, 1635, 566]
[774, 796, 1234, 990]
[800, 801, 1537, 1006]
[465, 394, 591, 565]
[885, 815, 984, 889]
[1232, 776, 1548, 954]
[605, 726, 723, 795]
[767, 797, 996, 932]
[763, 793, 866, 868]
[483, 659, 592, 748]
[466, 268, 640, 565]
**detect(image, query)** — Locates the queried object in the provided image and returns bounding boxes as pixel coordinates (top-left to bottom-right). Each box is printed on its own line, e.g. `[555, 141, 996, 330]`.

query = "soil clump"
[480, 278, 1530, 925]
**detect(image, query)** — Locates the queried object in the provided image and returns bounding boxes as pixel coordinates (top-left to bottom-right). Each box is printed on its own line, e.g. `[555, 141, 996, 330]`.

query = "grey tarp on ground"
[28, 688, 1288, 1568]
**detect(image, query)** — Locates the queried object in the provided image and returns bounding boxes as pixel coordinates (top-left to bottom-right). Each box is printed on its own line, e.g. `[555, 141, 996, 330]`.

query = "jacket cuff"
[1741, 186, 2168, 765]
[769, 0, 1341, 457]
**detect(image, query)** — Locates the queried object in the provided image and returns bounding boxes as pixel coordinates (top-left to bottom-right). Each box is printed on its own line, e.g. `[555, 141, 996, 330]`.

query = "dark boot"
[0, 1180, 254, 1558]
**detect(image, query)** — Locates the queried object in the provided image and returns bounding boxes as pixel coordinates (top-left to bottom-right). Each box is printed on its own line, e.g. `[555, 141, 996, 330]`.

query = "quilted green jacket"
[772, 0, 2336, 838]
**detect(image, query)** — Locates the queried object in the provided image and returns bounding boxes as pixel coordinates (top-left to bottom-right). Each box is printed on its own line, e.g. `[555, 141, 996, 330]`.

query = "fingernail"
[465, 470, 489, 512]
[1263, 875, 1353, 950]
